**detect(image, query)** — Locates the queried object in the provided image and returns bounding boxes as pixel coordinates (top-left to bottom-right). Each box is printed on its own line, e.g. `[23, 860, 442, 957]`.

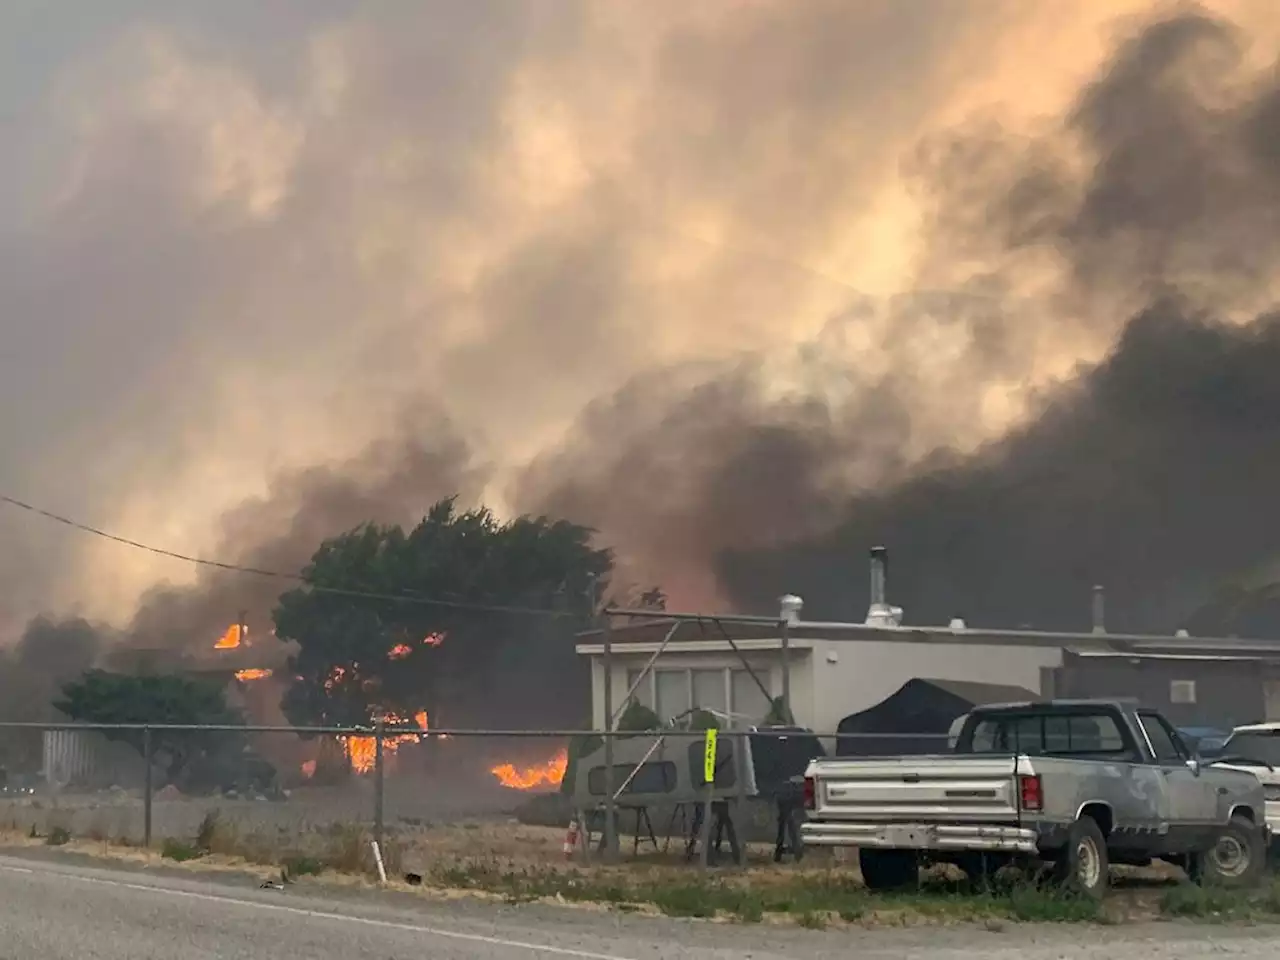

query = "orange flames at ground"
[234, 668, 272, 682]
[341, 710, 432, 775]
[490, 749, 569, 790]
[387, 643, 413, 660]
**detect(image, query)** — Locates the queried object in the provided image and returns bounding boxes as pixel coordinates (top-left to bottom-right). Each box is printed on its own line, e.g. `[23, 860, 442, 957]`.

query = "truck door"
[1138, 711, 1217, 846]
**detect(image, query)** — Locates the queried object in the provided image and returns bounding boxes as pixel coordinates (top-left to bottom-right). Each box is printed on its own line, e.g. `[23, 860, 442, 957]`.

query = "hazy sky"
[0, 0, 1276, 636]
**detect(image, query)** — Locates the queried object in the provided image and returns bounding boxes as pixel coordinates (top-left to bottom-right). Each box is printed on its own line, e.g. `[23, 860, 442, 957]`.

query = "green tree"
[273, 497, 614, 730]
[54, 671, 246, 787]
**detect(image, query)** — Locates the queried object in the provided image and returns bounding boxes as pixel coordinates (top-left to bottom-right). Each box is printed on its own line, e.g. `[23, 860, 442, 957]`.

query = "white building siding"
[808, 638, 1061, 733]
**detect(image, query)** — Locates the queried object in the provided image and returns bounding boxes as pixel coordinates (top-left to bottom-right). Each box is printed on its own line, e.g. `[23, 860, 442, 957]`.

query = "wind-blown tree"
[55, 671, 247, 789]
[274, 498, 614, 731]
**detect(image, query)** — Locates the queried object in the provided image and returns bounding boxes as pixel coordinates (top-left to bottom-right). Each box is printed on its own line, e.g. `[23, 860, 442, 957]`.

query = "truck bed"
[802, 753, 1038, 853]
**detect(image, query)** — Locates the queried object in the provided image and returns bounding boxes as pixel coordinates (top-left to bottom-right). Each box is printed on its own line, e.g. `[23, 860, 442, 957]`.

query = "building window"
[731, 669, 772, 722]
[625, 669, 653, 707]
[655, 670, 691, 722]
[692, 669, 728, 716]
[1170, 680, 1197, 705]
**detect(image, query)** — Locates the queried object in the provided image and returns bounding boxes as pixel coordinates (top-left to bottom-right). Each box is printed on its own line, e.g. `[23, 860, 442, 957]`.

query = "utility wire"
[0, 493, 576, 618]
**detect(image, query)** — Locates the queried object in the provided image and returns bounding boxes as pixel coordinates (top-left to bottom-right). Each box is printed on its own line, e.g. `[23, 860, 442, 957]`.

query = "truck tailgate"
[810, 754, 1022, 823]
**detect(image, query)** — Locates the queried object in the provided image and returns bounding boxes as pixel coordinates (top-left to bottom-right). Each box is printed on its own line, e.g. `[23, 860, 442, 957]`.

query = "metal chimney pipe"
[1091, 585, 1106, 634]
[869, 546, 887, 607]
[865, 546, 903, 626]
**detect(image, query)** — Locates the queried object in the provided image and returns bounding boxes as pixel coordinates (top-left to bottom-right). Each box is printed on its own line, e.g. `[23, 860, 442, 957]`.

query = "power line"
[0, 492, 576, 618]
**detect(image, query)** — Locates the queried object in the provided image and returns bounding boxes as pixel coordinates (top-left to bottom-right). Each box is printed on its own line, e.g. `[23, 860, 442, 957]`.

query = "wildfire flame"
[234, 668, 272, 682]
[388, 643, 413, 660]
[214, 623, 245, 649]
[341, 710, 432, 775]
[301, 759, 316, 779]
[490, 749, 569, 790]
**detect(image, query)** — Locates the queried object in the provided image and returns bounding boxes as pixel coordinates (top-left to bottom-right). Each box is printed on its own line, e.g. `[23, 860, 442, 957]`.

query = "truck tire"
[858, 849, 920, 891]
[1052, 816, 1109, 899]
[1188, 816, 1264, 888]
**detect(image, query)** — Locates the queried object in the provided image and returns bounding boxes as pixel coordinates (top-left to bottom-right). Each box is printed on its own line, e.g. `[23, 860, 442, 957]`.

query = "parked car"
[1178, 726, 1231, 759]
[1211, 722, 1280, 854]
[801, 698, 1267, 899]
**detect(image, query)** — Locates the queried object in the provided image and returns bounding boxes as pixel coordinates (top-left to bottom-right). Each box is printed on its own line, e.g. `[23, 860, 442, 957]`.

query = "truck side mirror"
[1186, 757, 1201, 776]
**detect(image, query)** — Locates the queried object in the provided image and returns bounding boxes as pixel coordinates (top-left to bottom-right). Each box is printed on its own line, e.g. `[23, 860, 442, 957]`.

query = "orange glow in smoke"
[234, 668, 272, 682]
[301, 759, 317, 779]
[388, 643, 413, 660]
[424, 631, 445, 647]
[490, 749, 569, 790]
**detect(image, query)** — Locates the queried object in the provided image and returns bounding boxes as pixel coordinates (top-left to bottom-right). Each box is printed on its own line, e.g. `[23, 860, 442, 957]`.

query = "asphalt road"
[1, 852, 1279, 959]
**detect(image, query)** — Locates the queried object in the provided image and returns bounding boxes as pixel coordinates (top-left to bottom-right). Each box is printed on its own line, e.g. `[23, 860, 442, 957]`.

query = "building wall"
[808, 638, 1062, 734]
[587, 636, 1060, 734]
[588, 647, 813, 729]
[1052, 656, 1268, 730]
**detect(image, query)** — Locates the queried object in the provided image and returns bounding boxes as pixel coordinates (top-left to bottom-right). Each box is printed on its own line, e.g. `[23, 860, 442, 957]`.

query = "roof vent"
[778, 594, 804, 625]
[864, 546, 904, 627]
[1174, 628, 1190, 638]
[1091, 585, 1106, 634]
[949, 617, 966, 631]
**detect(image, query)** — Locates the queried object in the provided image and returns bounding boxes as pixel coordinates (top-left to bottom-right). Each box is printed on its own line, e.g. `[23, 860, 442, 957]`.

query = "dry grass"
[5, 813, 1280, 929]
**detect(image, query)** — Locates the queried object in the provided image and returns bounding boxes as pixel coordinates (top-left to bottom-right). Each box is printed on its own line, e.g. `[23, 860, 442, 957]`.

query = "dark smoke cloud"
[522, 8, 1280, 636]
[112, 421, 483, 670]
[13, 2, 1280, 729]
[723, 302, 1280, 634]
[0, 616, 104, 723]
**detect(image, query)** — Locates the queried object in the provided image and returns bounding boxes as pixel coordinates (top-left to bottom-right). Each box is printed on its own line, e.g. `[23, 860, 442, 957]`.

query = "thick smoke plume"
[5, 3, 1280, 722]
[525, 8, 1280, 634]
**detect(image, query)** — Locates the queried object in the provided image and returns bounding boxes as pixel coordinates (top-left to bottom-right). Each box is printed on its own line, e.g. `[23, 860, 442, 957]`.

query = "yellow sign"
[703, 728, 718, 784]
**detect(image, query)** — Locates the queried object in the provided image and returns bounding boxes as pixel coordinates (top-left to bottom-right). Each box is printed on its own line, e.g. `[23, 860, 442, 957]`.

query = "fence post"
[601, 614, 618, 862]
[142, 725, 153, 848]
[373, 717, 385, 854]
[734, 730, 748, 868]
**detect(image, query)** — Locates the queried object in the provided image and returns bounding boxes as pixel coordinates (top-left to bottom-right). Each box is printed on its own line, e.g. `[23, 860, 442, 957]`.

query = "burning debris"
[490, 749, 568, 791]
[234, 668, 272, 682]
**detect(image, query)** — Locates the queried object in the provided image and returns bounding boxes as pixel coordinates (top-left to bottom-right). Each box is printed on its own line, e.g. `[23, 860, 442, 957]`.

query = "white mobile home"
[576, 548, 1280, 736]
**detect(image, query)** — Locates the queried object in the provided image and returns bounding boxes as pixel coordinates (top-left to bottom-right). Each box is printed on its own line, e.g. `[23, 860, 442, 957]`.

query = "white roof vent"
[948, 618, 967, 631]
[778, 594, 804, 625]
[1174, 628, 1190, 638]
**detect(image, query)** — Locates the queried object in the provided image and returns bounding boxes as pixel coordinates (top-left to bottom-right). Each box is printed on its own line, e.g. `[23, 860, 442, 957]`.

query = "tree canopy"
[55, 670, 246, 788]
[273, 498, 614, 730]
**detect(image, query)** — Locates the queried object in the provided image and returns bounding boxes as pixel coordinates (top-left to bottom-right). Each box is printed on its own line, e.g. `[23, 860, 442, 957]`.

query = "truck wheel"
[1052, 816, 1109, 899]
[858, 849, 920, 891]
[1188, 816, 1264, 888]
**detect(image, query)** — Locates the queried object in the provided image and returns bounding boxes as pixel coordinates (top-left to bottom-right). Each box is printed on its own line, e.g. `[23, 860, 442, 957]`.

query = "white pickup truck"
[1212, 722, 1280, 855]
[802, 699, 1267, 898]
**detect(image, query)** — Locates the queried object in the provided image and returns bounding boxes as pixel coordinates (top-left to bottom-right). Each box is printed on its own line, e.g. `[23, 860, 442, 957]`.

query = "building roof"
[575, 615, 1280, 660]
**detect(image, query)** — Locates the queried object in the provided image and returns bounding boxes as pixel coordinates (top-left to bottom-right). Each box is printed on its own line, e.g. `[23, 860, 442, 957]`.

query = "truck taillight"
[1019, 774, 1043, 811]
[803, 776, 815, 810]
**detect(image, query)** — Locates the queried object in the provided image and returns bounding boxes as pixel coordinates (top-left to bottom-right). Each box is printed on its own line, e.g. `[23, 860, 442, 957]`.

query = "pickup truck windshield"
[965, 711, 1132, 758]
[1220, 731, 1280, 767]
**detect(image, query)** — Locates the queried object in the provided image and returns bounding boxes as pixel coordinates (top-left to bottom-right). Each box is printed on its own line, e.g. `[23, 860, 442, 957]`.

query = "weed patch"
[161, 838, 204, 862]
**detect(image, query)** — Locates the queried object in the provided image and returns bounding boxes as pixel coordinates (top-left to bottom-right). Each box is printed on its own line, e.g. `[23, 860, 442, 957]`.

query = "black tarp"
[836, 678, 1038, 756]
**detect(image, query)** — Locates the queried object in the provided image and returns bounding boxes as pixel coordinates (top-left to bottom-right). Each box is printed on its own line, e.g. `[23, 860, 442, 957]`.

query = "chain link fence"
[0, 721, 950, 877]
